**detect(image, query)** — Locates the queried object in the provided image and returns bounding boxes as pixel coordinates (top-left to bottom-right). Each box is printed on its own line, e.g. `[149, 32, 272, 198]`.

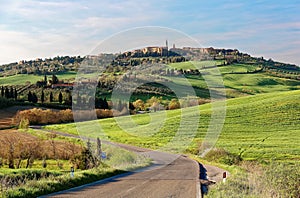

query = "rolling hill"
[45, 89, 300, 163]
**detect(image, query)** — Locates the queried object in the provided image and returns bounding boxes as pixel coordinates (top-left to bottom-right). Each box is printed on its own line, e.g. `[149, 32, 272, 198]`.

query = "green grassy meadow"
[46, 90, 300, 163]
[167, 62, 300, 98]
[0, 72, 77, 85]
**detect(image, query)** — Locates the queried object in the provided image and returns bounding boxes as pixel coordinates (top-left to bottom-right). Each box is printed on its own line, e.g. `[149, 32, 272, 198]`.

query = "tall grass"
[207, 162, 300, 198]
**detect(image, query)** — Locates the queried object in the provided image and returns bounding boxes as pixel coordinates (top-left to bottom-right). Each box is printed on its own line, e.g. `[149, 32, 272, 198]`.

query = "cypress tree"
[5, 87, 9, 98]
[28, 91, 32, 102]
[32, 93, 38, 103]
[41, 90, 45, 103]
[103, 97, 108, 109]
[10, 87, 14, 98]
[1, 86, 4, 97]
[14, 88, 17, 101]
[50, 92, 53, 102]
[58, 92, 63, 104]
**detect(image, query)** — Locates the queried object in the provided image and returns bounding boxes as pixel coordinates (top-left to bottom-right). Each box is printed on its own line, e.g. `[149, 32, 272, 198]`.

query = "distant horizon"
[1, 45, 299, 67]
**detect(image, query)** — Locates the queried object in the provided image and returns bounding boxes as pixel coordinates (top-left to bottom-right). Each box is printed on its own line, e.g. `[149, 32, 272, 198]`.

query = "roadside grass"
[0, 146, 150, 198]
[45, 90, 300, 164]
[2, 167, 125, 198]
[206, 161, 300, 198]
[0, 130, 151, 197]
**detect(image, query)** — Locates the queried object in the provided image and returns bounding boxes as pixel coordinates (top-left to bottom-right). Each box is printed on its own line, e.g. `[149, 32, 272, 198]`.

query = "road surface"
[34, 128, 227, 198]
[42, 151, 201, 198]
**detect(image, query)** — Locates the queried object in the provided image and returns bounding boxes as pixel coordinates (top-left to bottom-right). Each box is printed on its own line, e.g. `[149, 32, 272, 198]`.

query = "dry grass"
[0, 130, 82, 166]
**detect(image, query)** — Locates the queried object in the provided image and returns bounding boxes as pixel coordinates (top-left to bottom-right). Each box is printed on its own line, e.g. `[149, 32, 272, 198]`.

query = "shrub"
[18, 118, 29, 129]
[204, 148, 242, 165]
[0, 97, 15, 109]
[168, 99, 180, 110]
[15, 108, 74, 125]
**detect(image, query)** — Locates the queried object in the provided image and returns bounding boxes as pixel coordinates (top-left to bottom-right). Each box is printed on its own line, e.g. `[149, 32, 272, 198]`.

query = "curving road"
[42, 151, 201, 198]
[34, 128, 226, 198]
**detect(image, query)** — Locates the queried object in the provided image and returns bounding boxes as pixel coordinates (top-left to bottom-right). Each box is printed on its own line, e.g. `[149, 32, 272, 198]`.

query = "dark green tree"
[32, 93, 38, 103]
[103, 97, 109, 109]
[44, 75, 47, 84]
[129, 102, 135, 111]
[52, 74, 59, 84]
[14, 88, 17, 101]
[1, 86, 4, 97]
[5, 87, 9, 98]
[10, 87, 14, 98]
[50, 92, 53, 102]
[41, 90, 45, 103]
[58, 92, 63, 104]
[28, 91, 33, 102]
[65, 91, 72, 106]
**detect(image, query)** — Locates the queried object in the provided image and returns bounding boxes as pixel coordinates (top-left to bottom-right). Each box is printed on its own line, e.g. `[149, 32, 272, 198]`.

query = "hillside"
[169, 62, 300, 98]
[46, 89, 300, 163]
[0, 47, 299, 107]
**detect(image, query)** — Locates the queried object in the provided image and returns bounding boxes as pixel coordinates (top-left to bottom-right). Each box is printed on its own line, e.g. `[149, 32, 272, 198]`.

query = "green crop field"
[166, 62, 300, 98]
[46, 90, 300, 163]
[0, 72, 77, 85]
[170, 60, 224, 70]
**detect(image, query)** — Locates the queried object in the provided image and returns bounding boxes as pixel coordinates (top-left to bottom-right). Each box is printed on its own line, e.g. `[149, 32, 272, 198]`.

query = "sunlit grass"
[46, 90, 300, 163]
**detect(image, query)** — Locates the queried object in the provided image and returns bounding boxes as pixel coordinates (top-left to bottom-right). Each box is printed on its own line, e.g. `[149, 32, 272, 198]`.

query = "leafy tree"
[133, 99, 145, 111]
[58, 92, 63, 104]
[168, 98, 180, 110]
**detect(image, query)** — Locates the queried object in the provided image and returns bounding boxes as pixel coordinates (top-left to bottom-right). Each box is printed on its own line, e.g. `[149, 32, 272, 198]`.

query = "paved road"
[42, 151, 200, 198]
[34, 127, 227, 198]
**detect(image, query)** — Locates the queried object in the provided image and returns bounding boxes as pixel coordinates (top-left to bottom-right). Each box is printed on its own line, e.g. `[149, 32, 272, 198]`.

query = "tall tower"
[166, 40, 169, 58]
[166, 40, 169, 49]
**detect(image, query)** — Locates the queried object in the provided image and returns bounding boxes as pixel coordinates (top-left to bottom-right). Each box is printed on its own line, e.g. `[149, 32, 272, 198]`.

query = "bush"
[204, 148, 242, 165]
[15, 108, 74, 125]
[0, 97, 15, 109]
[18, 118, 29, 129]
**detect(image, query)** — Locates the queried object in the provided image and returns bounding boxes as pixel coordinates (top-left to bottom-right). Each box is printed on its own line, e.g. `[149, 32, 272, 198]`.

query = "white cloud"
[0, 27, 93, 64]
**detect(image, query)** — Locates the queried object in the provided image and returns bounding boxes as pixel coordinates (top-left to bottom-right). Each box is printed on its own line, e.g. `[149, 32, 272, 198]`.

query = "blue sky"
[0, 0, 299, 65]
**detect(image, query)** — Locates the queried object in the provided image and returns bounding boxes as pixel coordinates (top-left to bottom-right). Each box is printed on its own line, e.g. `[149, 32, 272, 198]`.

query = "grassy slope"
[46, 90, 300, 163]
[168, 62, 300, 98]
[0, 72, 77, 85]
